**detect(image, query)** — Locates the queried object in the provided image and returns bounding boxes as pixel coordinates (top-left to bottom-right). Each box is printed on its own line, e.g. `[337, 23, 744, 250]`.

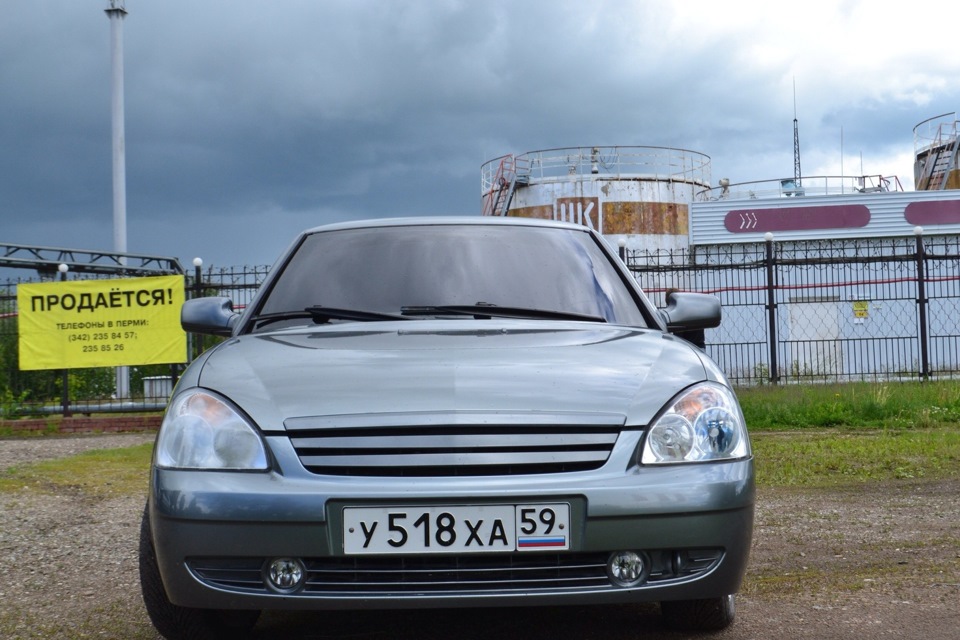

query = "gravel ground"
[0, 433, 157, 470]
[1, 434, 958, 640]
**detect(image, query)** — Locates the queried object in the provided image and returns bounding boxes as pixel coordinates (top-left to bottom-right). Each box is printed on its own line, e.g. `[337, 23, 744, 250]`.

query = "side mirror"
[659, 291, 721, 332]
[181, 297, 240, 337]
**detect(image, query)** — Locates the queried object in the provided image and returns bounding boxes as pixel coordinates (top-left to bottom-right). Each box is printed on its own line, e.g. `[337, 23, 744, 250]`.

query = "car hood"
[193, 321, 711, 431]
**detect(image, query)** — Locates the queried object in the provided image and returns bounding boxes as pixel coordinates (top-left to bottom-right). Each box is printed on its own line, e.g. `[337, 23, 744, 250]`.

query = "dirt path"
[1, 435, 957, 639]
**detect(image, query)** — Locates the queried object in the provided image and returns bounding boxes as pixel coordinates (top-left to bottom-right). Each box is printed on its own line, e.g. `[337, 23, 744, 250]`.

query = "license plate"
[343, 503, 570, 554]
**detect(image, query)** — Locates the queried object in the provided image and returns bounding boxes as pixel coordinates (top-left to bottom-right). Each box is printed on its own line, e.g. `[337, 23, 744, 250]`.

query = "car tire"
[139, 503, 261, 640]
[660, 594, 736, 631]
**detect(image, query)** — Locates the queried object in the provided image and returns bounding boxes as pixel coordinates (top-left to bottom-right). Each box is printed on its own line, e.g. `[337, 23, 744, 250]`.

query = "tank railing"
[696, 174, 904, 202]
[480, 154, 511, 194]
[481, 146, 711, 193]
[914, 112, 958, 154]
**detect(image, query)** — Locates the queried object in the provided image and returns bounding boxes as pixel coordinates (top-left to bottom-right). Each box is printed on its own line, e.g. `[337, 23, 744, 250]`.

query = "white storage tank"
[480, 146, 711, 253]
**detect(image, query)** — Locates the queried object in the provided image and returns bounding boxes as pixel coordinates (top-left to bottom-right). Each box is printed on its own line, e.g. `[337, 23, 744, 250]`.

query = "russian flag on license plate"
[518, 536, 567, 549]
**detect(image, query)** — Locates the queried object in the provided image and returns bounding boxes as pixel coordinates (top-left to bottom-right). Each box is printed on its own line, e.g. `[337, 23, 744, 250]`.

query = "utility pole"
[105, 0, 130, 399]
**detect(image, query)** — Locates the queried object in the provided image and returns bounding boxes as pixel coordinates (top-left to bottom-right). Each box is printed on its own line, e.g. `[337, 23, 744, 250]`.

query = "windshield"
[251, 224, 648, 330]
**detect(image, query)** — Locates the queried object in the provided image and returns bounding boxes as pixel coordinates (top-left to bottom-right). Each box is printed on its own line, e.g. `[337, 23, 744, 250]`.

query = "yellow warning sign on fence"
[17, 275, 187, 370]
[852, 300, 869, 319]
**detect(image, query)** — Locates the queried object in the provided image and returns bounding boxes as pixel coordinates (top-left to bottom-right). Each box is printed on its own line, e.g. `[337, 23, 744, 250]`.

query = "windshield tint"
[253, 224, 648, 329]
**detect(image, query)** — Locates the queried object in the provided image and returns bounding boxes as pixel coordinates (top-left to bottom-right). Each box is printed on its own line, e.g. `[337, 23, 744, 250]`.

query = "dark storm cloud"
[2, 1, 960, 269]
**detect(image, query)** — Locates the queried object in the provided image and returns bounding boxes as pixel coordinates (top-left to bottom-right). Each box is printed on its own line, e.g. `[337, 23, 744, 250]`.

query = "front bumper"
[149, 436, 754, 610]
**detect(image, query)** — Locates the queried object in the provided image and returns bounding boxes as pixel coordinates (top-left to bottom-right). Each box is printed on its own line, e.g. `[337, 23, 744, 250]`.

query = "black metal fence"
[629, 233, 960, 385]
[3, 231, 960, 416]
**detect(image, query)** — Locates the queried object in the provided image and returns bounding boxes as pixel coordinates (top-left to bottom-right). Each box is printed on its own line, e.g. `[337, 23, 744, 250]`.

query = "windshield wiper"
[400, 303, 606, 323]
[304, 305, 409, 323]
[249, 306, 408, 330]
[249, 310, 315, 330]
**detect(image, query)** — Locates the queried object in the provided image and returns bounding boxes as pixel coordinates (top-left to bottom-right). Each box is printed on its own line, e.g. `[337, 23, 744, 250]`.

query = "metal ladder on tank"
[917, 123, 960, 190]
[482, 155, 531, 216]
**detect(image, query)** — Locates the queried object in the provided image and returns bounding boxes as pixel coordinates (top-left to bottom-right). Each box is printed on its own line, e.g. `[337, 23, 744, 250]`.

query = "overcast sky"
[2, 0, 959, 270]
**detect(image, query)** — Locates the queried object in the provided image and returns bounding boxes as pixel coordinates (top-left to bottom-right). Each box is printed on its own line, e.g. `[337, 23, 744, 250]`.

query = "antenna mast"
[793, 79, 802, 186]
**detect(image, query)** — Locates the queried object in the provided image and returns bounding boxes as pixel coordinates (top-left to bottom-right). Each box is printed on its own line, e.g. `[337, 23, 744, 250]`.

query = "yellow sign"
[853, 300, 869, 319]
[17, 275, 187, 370]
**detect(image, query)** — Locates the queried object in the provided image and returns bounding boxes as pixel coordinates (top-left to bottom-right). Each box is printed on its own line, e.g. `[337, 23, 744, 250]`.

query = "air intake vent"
[188, 549, 723, 596]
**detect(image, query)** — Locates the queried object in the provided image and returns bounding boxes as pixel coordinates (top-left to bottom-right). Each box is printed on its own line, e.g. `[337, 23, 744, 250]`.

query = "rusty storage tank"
[480, 146, 711, 253]
[913, 112, 960, 191]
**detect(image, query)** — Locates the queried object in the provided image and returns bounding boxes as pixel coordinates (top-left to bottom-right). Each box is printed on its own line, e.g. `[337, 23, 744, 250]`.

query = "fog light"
[264, 557, 305, 593]
[607, 551, 648, 587]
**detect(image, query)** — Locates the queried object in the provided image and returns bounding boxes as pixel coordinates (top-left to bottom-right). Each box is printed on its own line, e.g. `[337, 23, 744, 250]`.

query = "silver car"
[140, 217, 754, 639]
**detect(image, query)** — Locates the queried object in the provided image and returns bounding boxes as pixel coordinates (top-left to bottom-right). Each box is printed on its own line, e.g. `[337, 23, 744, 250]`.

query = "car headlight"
[155, 389, 268, 470]
[640, 382, 750, 464]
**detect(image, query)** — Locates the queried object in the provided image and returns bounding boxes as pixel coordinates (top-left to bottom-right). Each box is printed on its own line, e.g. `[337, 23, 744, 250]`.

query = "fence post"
[191, 257, 203, 361]
[765, 233, 779, 384]
[58, 263, 72, 417]
[914, 227, 930, 380]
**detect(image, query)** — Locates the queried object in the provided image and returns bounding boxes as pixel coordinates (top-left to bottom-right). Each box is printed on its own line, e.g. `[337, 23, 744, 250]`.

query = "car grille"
[188, 549, 723, 596]
[284, 412, 626, 477]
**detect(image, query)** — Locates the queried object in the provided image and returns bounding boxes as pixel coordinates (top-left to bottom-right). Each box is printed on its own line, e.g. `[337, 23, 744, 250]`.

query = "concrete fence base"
[0, 415, 161, 435]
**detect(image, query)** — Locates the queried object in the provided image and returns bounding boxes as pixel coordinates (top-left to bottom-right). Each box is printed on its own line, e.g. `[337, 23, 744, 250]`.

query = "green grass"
[740, 559, 938, 598]
[0, 442, 153, 498]
[723, 383, 960, 596]
[736, 382, 960, 486]
[752, 428, 960, 486]
[737, 380, 960, 430]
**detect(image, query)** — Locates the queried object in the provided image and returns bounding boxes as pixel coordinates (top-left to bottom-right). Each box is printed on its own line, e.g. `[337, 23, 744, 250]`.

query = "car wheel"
[139, 503, 261, 640]
[660, 594, 736, 631]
